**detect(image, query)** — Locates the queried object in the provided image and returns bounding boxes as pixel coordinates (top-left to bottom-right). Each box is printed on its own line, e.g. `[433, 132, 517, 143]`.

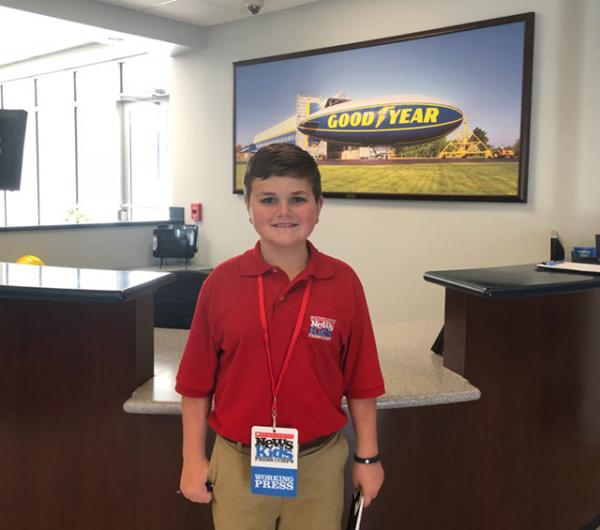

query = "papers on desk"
[536, 261, 600, 275]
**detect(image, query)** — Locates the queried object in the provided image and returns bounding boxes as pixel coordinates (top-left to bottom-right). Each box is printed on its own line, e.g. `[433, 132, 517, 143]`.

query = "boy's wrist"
[353, 453, 381, 465]
[354, 439, 379, 458]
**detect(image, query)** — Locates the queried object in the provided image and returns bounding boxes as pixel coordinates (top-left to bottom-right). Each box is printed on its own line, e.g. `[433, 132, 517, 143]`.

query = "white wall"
[170, 0, 600, 324]
[0, 225, 155, 269]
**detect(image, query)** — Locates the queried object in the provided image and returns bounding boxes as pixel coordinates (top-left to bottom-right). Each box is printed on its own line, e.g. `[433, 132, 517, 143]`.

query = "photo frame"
[234, 13, 534, 202]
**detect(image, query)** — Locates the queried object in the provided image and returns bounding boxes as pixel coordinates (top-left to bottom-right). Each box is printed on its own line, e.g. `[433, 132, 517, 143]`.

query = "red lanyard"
[257, 274, 312, 429]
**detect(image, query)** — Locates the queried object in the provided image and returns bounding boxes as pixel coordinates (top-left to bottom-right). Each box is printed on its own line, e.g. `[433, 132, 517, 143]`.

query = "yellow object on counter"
[16, 255, 45, 266]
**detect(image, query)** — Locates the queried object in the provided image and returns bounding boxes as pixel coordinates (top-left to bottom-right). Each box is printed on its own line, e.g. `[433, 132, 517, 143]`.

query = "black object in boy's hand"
[346, 489, 364, 530]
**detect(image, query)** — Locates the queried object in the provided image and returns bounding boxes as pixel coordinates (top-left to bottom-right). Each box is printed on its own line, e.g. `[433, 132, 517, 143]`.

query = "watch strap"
[353, 453, 381, 464]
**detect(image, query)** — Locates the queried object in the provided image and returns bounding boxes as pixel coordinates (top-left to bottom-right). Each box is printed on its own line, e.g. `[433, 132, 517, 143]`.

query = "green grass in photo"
[235, 163, 246, 191]
[235, 161, 519, 196]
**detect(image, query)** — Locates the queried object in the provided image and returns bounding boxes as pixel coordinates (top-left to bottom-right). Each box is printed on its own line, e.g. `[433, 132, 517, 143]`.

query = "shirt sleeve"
[342, 274, 386, 399]
[175, 274, 219, 397]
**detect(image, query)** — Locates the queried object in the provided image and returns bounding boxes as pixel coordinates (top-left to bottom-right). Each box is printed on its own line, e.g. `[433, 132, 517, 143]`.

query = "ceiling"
[96, 0, 318, 27]
[0, 0, 317, 67]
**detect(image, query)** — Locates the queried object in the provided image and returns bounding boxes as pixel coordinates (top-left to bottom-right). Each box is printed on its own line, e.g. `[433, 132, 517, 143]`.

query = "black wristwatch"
[353, 453, 381, 464]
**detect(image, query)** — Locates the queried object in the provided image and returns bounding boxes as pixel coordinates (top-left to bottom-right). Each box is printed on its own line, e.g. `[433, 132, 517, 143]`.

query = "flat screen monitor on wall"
[0, 109, 28, 191]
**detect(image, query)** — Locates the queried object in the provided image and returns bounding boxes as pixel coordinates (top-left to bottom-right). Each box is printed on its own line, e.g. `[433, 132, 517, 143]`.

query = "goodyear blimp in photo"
[297, 96, 464, 146]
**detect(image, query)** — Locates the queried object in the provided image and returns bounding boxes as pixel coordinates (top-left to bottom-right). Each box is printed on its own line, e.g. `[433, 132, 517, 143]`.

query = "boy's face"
[246, 175, 323, 252]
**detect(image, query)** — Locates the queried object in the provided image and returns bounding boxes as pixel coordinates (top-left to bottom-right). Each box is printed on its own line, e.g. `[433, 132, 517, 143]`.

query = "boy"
[176, 143, 385, 530]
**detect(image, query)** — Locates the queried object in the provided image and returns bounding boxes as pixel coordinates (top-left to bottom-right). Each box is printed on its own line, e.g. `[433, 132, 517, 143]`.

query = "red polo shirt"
[175, 241, 385, 445]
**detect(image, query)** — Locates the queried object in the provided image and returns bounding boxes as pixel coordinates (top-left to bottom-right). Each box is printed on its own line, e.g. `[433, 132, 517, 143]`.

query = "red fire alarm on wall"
[190, 203, 202, 221]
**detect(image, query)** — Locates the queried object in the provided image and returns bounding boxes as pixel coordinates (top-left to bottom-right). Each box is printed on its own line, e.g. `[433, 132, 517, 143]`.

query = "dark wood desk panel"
[442, 288, 600, 529]
[0, 297, 154, 530]
[0, 263, 173, 530]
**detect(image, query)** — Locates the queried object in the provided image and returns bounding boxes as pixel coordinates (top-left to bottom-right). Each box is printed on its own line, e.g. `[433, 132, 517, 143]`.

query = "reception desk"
[0, 262, 174, 530]
[4, 260, 598, 529]
[421, 264, 600, 530]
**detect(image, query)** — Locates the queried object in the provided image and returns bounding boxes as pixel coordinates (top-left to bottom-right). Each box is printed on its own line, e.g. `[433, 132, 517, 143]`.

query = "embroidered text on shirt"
[308, 315, 336, 341]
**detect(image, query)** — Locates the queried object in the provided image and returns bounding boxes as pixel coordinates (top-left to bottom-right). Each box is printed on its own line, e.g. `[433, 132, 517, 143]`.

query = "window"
[0, 53, 170, 228]
[37, 71, 77, 225]
[75, 62, 121, 224]
[122, 100, 170, 221]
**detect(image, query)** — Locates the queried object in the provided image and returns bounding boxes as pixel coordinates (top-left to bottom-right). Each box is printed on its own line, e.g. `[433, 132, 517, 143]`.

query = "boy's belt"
[223, 433, 335, 455]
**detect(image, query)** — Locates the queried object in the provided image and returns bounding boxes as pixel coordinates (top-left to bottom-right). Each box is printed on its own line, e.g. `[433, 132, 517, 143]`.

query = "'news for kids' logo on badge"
[253, 431, 295, 464]
[251, 430, 298, 497]
[309, 315, 336, 341]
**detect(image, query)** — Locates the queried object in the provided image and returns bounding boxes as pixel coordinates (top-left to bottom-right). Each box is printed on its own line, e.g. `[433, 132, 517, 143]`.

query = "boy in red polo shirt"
[176, 143, 385, 529]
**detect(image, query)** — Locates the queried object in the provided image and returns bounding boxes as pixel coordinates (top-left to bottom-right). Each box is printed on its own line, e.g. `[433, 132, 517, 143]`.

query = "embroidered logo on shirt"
[308, 315, 336, 341]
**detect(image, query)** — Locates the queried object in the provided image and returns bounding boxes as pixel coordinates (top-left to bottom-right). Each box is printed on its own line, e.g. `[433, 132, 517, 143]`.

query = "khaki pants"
[208, 432, 349, 530]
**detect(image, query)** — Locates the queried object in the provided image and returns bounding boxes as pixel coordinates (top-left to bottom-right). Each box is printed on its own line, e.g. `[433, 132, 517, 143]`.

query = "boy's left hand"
[352, 461, 384, 508]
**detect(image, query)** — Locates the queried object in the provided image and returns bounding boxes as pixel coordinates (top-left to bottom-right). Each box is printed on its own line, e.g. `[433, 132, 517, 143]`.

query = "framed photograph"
[234, 13, 534, 202]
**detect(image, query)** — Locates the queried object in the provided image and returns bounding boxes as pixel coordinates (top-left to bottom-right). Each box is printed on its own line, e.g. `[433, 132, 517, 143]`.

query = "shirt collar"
[239, 240, 334, 280]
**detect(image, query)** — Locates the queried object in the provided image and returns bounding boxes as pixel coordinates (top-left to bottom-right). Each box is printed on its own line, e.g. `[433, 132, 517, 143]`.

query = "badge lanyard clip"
[257, 275, 312, 432]
[271, 400, 277, 431]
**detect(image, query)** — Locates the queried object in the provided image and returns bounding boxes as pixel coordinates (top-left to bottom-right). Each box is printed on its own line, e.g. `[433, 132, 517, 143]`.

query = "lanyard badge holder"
[250, 426, 299, 497]
[250, 275, 312, 497]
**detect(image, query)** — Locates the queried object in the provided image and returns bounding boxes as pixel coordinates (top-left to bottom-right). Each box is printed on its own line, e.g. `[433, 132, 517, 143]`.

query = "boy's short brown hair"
[243, 143, 322, 200]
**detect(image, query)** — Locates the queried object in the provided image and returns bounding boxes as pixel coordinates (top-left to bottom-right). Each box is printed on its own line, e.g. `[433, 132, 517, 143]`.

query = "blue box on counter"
[572, 246, 597, 259]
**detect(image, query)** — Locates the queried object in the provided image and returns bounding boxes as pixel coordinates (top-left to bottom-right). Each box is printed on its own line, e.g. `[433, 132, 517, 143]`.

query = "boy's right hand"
[180, 456, 212, 503]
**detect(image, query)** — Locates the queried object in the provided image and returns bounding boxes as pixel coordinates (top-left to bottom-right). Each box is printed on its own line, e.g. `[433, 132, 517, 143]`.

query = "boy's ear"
[246, 197, 254, 224]
[244, 194, 253, 224]
[316, 196, 324, 222]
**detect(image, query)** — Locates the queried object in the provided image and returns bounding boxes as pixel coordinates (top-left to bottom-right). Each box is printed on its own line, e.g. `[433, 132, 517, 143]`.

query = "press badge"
[250, 426, 299, 497]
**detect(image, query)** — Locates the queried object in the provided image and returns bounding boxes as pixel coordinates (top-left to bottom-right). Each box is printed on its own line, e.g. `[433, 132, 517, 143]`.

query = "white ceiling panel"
[0, 7, 96, 65]
[96, 0, 160, 8]
[96, 0, 319, 27]
[0, 5, 171, 68]
[147, 0, 246, 26]
[0, 0, 319, 69]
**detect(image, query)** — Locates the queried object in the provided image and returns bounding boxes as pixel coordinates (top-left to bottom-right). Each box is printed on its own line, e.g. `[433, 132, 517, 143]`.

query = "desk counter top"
[424, 263, 600, 298]
[124, 320, 480, 414]
[0, 262, 175, 303]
